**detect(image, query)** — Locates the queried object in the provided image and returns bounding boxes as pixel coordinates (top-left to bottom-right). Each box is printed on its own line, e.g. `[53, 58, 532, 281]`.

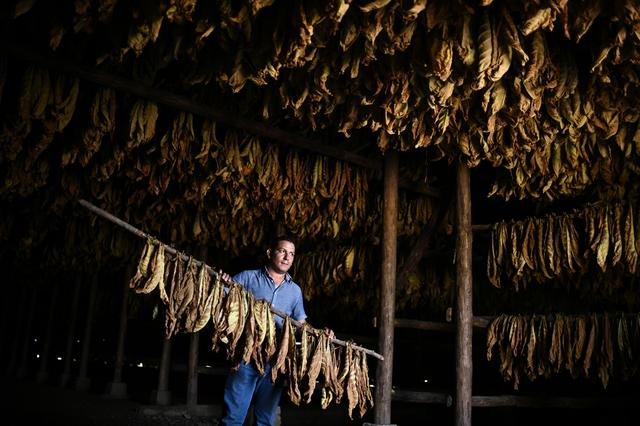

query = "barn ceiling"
[1, 0, 640, 323]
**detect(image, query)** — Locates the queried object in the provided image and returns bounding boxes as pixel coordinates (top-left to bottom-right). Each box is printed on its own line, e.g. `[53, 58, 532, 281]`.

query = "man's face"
[267, 240, 295, 274]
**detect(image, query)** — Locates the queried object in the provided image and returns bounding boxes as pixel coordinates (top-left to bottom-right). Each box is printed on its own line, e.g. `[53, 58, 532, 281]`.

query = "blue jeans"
[221, 362, 282, 426]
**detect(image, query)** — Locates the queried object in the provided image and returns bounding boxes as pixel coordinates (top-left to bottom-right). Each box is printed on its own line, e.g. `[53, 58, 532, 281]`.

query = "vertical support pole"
[187, 245, 207, 409]
[455, 161, 473, 426]
[36, 284, 59, 383]
[106, 265, 131, 398]
[153, 337, 172, 405]
[374, 150, 399, 425]
[187, 332, 200, 408]
[60, 275, 82, 387]
[75, 272, 99, 391]
[16, 287, 38, 379]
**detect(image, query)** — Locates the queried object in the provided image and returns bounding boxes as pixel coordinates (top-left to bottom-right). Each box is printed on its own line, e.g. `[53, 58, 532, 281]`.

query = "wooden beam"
[472, 395, 640, 408]
[387, 391, 639, 409]
[2, 44, 378, 169]
[374, 151, 399, 425]
[2, 43, 441, 197]
[392, 390, 452, 406]
[2, 43, 375, 166]
[394, 317, 490, 332]
[455, 161, 473, 426]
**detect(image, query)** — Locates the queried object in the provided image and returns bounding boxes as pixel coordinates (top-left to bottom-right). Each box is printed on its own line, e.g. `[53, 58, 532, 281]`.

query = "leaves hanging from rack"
[487, 201, 640, 288]
[125, 238, 375, 417]
[487, 312, 640, 390]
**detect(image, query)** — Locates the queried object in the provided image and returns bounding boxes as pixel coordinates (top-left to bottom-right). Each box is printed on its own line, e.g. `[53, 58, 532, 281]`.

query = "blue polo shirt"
[233, 267, 307, 327]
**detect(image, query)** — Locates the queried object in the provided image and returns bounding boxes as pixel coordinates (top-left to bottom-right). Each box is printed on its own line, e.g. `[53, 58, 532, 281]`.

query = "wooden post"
[373, 150, 399, 425]
[60, 275, 82, 387]
[187, 332, 200, 408]
[16, 287, 38, 378]
[36, 284, 59, 383]
[187, 245, 207, 409]
[106, 266, 131, 398]
[455, 161, 473, 426]
[75, 272, 99, 391]
[153, 337, 173, 405]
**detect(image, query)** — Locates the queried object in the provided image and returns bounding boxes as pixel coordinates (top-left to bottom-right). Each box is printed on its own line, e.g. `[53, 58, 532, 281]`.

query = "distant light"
[104, 361, 107, 365]
[76, 339, 80, 343]
[72, 358, 77, 362]
[424, 379, 429, 383]
[204, 365, 212, 368]
[57, 357, 62, 361]
[137, 362, 144, 368]
[36, 354, 40, 358]
[34, 338, 38, 342]
[102, 338, 106, 342]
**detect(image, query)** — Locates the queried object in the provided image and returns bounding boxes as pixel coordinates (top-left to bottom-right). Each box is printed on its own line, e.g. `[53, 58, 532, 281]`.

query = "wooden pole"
[374, 150, 398, 425]
[106, 266, 131, 398]
[187, 333, 200, 408]
[187, 245, 207, 408]
[36, 284, 59, 383]
[60, 275, 82, 387]
[75, 272, 99, 391]
[153, 337, 173, 405]
[455, 161, 473, 426]
[78, 199, 383, 361]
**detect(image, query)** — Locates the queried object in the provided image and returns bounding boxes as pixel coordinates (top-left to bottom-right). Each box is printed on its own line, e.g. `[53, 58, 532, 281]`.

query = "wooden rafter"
[3, 43, 440, 197]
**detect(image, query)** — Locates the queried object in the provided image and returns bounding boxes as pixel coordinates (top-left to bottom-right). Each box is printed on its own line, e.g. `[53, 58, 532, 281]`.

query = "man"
[220, 235, 308, 426]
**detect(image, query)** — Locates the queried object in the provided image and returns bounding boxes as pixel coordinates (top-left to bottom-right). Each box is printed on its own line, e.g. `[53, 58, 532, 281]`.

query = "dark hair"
[270, 234, 296, 250]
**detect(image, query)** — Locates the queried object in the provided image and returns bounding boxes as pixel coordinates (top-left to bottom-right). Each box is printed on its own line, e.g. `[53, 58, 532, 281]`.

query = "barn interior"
[1, 1, 639, 425]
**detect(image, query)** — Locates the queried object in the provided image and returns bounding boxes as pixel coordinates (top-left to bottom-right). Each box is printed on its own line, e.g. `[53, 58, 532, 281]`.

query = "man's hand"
[323, 327, 336, 340]
[220, 271, 231, 282]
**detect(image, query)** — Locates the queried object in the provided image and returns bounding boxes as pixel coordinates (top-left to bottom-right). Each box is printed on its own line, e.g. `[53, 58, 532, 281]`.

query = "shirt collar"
[262, 266, 292, 285]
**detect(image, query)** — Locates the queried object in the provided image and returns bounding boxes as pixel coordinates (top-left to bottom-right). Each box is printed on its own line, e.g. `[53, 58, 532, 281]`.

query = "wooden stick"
[78, 199, 384, 361]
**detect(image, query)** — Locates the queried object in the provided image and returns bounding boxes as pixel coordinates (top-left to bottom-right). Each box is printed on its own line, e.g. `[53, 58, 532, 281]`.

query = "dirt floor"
[1, 375, 637, 426]
[2, 378, 214, 426]
[0, 376, 379, 426]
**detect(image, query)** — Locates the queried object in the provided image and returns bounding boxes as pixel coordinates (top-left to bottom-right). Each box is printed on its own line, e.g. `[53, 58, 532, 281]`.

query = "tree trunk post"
[36, 284, 59, 383]
[455, 161, 473, 426]
[187, 332, 200, 408]
[75, 272, 99, 391]
[153, 337, 172, 405]
[187, 245, 208, 410]
[106, 265, 132, 398]
[373, 150, 399, 425]
[60, 275, 82, 387]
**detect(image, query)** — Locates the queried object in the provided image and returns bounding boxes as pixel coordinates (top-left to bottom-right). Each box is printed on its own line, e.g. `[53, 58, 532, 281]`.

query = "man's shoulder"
[233, 268, 263, 281]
